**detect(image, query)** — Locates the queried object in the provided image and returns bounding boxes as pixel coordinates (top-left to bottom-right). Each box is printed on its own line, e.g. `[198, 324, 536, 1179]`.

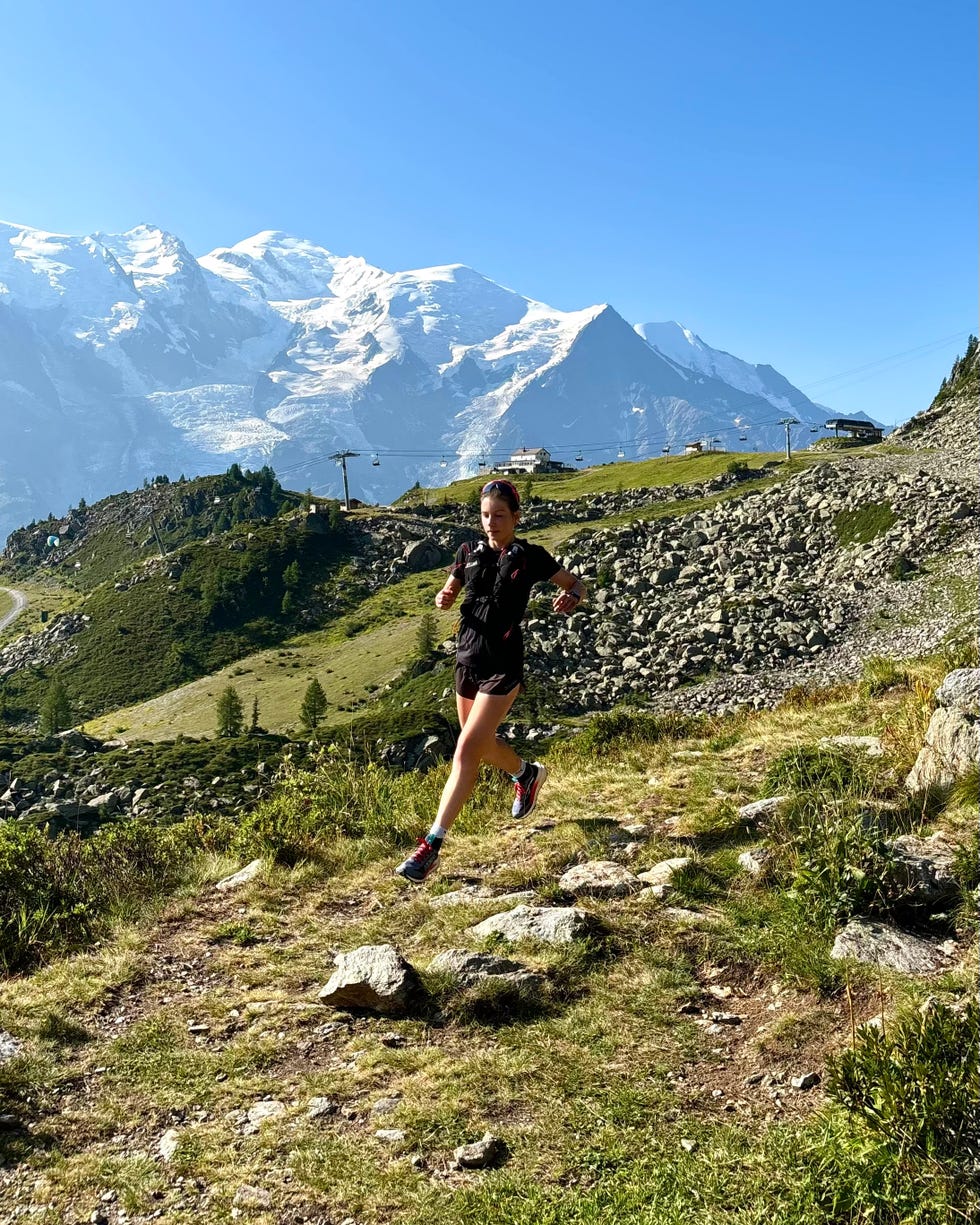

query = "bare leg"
[456, 692, 523, 776]
[436, 687, 521, 833]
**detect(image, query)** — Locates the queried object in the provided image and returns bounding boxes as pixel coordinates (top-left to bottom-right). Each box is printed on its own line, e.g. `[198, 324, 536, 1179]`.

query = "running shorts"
[454, 663, 523, 699]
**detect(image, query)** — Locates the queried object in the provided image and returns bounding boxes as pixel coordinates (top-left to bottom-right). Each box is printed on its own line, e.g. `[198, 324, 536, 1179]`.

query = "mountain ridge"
[1, 219, 838, 540]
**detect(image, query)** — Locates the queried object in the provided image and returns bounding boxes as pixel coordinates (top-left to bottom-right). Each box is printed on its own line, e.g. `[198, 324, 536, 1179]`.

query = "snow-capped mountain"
[0, 220, 835, 542]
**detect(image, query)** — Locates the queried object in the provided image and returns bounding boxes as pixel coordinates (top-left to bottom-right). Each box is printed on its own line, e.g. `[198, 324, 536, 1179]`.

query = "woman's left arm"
[550, 568, 587, 616]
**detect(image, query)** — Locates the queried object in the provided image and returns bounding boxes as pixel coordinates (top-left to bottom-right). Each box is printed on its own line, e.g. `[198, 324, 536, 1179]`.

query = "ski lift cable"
[271, 328, 964, 482]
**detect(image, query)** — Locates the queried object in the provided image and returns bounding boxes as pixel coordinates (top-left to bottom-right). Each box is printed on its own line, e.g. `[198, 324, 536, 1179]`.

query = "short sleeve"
[526, 543, 561, 583]
[448, 544, 468, 583]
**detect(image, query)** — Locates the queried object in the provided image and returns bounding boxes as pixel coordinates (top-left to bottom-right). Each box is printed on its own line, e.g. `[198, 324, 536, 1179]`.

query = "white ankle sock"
[427, 822, 448, 843]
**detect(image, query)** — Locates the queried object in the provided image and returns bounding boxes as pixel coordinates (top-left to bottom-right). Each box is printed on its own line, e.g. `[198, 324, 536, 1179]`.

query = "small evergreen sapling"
[299, 678, 328, 732]
[39, 678, 72, 735]
[216, 685, 244, 737]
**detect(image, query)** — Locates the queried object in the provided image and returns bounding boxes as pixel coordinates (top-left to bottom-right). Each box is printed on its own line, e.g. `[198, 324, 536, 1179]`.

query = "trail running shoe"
[394, 836, 442, 884]
[512, 762, 548, 819]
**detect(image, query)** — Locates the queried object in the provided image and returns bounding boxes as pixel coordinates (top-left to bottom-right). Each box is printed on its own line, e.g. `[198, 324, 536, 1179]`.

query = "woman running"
[396, 478, 586, 883]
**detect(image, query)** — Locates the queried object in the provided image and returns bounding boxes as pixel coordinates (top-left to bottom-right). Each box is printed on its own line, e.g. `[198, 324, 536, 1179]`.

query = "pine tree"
[215, 686, 244, 737]
[250, 695, 260, 732]
[299, 679, 328, 732]
[39, 678, 72, 735]
[415, 611, 437, 659]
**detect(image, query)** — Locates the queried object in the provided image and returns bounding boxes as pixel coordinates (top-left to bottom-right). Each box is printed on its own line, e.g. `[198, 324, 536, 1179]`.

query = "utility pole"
[779, 418, 799, 462]
[328, 450, 359, 511]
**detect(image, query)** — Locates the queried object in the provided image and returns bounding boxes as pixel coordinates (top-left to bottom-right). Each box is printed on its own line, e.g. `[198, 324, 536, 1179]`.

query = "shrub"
[0, 820, 190, 973]
[765, 795, 892, 921]
[761, 744, 879, 799]
[827, 998, 980, 1169]
[859, 656, 914, 698]
[575, 707, 706, 753]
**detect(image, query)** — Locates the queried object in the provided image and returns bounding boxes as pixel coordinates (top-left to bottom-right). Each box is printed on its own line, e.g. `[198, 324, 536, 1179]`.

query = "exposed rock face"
[318, 944, 423, 1016]
[468, 905, 602, 945]
[906, 668, 980, 793]
[829, 919, 953, 974]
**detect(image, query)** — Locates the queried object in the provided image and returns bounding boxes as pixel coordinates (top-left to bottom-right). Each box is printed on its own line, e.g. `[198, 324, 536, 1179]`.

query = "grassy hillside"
[1, 515, 355, 725]
[78, 455, 824, 741]
[397, 449, 784, 508]
[1, 655, 976, 1223]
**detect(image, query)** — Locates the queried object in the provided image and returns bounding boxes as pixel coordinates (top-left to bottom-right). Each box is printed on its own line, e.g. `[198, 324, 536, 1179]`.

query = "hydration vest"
[456, 539, 529, 664]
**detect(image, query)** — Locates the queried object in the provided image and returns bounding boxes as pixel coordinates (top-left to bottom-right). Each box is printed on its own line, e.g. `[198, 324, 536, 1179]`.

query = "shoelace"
[408, 837, 439, 863]
[514, 772, 534, 799]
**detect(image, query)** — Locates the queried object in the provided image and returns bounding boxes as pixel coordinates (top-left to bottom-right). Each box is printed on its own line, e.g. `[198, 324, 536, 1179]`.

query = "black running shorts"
[454, 663, 523, 699]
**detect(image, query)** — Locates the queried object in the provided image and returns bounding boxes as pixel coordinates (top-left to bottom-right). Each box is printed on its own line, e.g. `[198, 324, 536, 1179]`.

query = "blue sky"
[2, 0, 975, 424]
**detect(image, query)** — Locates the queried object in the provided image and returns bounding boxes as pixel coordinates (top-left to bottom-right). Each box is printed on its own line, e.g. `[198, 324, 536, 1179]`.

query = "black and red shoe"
[394, 835, 442, 884]
[512, 762, 548, 819]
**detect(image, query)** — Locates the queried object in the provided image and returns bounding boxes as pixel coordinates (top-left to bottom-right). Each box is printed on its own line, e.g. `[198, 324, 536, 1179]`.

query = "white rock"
[214, 859, 263, 892]
[637, 857, 692, 887]
[558, 860, 641, 899]
[468, 905, 602, 945]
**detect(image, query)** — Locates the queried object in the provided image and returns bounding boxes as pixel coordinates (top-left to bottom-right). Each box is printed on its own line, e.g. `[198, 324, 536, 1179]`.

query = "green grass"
[3, 668, 978, 1223]
[398, 450, 811, 508]
[832, 501, 898, 546]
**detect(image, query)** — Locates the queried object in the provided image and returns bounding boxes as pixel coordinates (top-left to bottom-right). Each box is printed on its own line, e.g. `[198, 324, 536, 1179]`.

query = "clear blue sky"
[2, 0, 975, 424]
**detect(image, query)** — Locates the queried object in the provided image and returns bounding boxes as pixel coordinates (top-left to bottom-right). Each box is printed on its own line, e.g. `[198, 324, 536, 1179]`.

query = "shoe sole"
[513, 763, 548, 819]
[394, 859, 438, 884]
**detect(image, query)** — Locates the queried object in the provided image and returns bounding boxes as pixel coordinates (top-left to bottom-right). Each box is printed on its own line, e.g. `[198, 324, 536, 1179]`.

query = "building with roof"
[824, 418, 884, 442]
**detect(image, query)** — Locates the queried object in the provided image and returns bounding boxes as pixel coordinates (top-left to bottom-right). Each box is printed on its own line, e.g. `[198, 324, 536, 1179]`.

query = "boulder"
[318, 944, 423, 1015]
[454, 1132, 505, 1169]
[214, 859, 263, 892]
[468, 905, 602, 945]
[402, 539, 442, 572]
[884, 832, 960, 909]
[737, 796, 790, 823]
[905, 707, 980, 793]
[737, 848, 772, 876]
[557, 860, 641, 899]
[428, 949, 544, 989]
[936, 668, 980, 716]
[829, 919, 953, 974]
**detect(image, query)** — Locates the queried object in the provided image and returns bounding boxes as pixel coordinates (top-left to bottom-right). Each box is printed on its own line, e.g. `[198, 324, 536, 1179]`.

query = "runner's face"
[481, 495, 519, 548]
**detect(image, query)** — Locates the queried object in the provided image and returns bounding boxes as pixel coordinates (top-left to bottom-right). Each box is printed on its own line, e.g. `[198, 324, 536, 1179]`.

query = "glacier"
[0, 219, 838, 542]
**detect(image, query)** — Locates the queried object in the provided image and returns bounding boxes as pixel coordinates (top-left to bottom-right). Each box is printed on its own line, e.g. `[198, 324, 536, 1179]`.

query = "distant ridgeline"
[892, 334, 979, 452]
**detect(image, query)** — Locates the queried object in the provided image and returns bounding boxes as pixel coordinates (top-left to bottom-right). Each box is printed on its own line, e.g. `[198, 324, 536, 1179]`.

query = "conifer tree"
[299, 678, 328, 732]
[415, 611, 437, 659]
[216, 685, 244, 737]
[250, 695, 260, 732]
[39, 678, 71, 735]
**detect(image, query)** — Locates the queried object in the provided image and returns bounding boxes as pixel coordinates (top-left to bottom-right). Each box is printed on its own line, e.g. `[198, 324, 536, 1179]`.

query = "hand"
[553, 590, 580, 615]
[435, 588, 457, 610]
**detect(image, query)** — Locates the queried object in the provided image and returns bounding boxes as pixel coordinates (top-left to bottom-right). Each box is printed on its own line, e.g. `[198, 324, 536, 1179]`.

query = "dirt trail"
[0, 586, 28, 632]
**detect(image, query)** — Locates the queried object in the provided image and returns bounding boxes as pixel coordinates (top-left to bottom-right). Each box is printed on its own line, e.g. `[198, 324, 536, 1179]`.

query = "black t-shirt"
[449, 538, 561, 671]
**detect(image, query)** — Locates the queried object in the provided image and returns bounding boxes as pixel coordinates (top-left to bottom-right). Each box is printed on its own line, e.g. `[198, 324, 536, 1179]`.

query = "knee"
[454, 733, 488, 770]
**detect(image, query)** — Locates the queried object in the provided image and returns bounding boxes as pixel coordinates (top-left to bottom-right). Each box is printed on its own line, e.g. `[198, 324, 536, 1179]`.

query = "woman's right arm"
[436, 576, 461, 610]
